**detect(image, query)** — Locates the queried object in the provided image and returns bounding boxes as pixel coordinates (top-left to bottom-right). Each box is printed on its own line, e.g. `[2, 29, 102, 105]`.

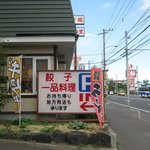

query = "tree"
[0, 44, 11, 111]
[142, 79, 149, 86]
[118, 82, 127, 94]
[108, 79, 115, 93]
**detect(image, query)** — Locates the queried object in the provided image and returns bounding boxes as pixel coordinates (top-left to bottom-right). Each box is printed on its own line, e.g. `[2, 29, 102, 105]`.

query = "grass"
[0, 120, 102, 135]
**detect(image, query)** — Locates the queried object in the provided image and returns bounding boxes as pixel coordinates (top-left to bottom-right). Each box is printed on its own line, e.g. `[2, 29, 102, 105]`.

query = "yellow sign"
[8, 56, 22, 104]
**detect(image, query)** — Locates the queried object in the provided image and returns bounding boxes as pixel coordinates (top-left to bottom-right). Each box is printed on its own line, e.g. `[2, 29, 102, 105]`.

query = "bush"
[13, 118, 34, 128]
[68, 121, 88, 130]
[40, 126, 60, 133]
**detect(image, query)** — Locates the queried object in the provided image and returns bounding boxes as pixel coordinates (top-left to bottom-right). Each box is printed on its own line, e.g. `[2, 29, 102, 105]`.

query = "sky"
[70, 0, 150, 82]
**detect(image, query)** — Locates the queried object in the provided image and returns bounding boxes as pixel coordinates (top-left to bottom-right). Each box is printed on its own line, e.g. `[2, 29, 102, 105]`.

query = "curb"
[0, 139, 117, 150]
[108, 128, 117, 148]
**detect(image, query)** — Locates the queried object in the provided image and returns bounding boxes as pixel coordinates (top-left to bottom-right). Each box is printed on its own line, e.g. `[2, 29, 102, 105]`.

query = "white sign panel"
[76, 27, 85, 37]
[38, 71, 94, 114]
[74, 15, 85, 25]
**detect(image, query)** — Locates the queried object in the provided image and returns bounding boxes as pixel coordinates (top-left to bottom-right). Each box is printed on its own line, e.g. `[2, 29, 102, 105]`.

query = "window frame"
[21, 56, 53, 95]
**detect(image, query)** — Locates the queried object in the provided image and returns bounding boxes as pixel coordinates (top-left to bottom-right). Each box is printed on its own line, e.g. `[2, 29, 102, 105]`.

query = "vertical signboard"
[74, 15, 85, 25]
[128, 64, 136, 93]
[38, 71, 94, 113]
[90, 68, 104, 128]
[76, 27, 85, 37]
[8, 56, 22, 112]
[74, 15, 85, 37]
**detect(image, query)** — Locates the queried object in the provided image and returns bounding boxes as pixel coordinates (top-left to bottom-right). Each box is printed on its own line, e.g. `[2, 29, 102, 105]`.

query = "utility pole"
[101, 29, 107, 108]
[103, 29, 106, 71]
[99, 29, 112, 120]
[136, 66, 139, 95]
[125, 31, 130, 108]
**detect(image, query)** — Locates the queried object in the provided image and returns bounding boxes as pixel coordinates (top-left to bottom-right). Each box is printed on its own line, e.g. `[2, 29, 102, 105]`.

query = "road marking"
[107, 100, 150, 125]
[108, 100, 150, 114]
[109, 95, 150, 102]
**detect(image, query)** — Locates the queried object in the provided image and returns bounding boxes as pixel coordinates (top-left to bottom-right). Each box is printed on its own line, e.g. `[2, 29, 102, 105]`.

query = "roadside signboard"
[128, 64, 136, 92]
[38, 71, 95, 114]
[8, 56, 22, 103]
[74, 15, 85, 37]
[90, 68, 104, 128]
[74, 15, 85, 25]
[76, 27, 85, 37]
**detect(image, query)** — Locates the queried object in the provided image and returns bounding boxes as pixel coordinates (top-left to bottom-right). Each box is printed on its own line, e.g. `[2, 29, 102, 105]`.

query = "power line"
[106, 0, 121, 29]
[105, 8, 150, 66]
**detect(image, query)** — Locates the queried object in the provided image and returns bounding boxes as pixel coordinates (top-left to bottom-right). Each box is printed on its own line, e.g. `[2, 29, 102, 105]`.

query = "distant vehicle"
[118, 89, 126, 96]
[138, 85, 150, 98]
[109, 91, 114, 95]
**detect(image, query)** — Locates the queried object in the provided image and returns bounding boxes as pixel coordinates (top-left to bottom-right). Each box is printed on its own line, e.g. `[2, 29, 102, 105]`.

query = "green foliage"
[17, 128, 31, 137]
[118, 83, 126, 93]
[13, 118, 34, 128]
[108, 80, 115, 92]
[0, 128, 9, 134]
[142, 79, 149, 85]
[0, 45, 11, 111]
[3, 121, 12, 131]
[40, 126, 60, 133]
[68, 121, 88, 130]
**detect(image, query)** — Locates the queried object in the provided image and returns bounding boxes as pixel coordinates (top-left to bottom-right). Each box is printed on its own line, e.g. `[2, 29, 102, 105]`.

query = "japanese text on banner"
[90, 68, 104, 128]
[8, 56, 22, 103]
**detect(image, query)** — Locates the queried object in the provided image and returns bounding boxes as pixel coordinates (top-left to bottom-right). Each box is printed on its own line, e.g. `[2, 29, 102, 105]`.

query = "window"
[22, 58, 33, 93]
[21, 56, 53, 95]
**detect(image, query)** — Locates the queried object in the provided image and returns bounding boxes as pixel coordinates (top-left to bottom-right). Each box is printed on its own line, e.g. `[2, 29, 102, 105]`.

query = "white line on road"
[107, 100, 150, 124]
[108, 100, 150, 114]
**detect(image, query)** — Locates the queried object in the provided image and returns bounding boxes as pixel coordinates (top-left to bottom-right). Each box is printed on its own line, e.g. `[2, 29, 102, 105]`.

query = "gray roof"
[0, 0, 76, 37]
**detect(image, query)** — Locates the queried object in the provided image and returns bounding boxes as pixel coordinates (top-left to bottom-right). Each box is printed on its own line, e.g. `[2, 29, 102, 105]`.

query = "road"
[106, 95, 150, 150]
[109, 95, 150, 113]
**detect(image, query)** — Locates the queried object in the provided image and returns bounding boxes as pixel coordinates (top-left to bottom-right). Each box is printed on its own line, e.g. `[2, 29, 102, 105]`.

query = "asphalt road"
[106, 95, 150, 150]
[108, 95, 150, 113]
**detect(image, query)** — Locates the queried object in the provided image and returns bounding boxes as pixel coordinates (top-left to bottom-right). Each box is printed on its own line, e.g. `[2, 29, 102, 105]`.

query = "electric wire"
[105, 8, 150, 66]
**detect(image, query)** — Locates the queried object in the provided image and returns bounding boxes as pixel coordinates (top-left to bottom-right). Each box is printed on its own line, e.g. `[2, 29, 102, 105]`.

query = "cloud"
[85, 33, 97, 37]
[140, 0, 150, 10]
[102, 2, 112, 9]
[77, 32, 97, 47]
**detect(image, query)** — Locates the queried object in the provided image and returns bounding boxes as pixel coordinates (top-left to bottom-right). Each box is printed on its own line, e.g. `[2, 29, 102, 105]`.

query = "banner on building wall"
[8, 56, 22, 112]
[90, 68, 104, 128]
[38, 71, 95, 114]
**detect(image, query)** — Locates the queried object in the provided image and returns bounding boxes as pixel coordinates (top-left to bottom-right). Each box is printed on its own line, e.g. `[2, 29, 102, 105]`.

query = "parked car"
[109, 91, 114, 95]
[118, 92, 126, 96]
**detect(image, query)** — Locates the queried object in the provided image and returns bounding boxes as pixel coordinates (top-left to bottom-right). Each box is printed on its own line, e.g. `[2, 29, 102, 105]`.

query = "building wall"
[7, 45, 54, 55]
[3, 98, 37, 112]
[2, 44, 55, 113]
